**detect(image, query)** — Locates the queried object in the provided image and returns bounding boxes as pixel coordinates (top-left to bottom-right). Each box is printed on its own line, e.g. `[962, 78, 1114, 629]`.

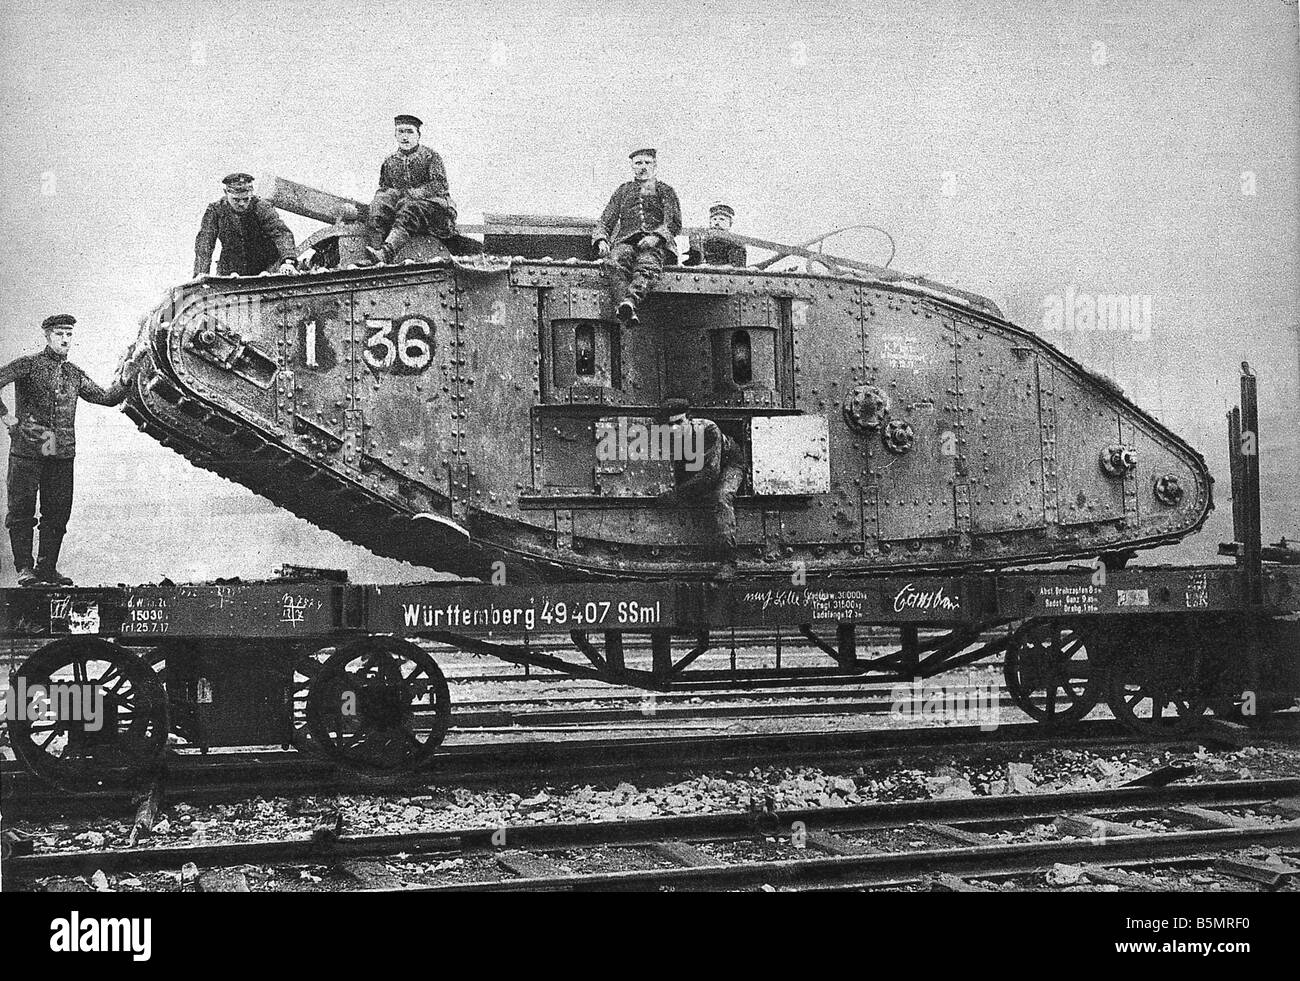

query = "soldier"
[193, 173, 299, 278]
[655, 397, 745, 572]
[362, 114, 457, 265]
[593, 148, 682, 325]
[0, 315, 139, 586]
[685, 201, 747, 267]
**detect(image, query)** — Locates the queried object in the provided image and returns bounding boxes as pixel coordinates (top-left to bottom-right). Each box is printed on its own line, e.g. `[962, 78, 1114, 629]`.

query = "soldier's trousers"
[681, 460, 744, 556]
[5, 455, 73, 573]
[367, 189, 457, 254]
[608, 241, 667, 306]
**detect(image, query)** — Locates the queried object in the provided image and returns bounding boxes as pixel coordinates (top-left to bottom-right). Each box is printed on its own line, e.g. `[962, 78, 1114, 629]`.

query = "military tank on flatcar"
[121, 177, 1212, 582]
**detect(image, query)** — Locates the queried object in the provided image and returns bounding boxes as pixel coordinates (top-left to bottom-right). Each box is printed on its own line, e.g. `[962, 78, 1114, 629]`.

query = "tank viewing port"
[710, 326, 776, 398]
[552, 319, 622, 391]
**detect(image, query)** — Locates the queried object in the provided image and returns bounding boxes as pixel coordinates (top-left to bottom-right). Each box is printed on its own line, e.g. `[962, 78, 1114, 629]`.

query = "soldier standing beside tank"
[0, 315, 140, 586]
[362, 114, 458, 265]
[593, 149, 682, 325]
[193, 173, 299, 278]
[656, 398, 745, 574]
[685, 202, 747, 267]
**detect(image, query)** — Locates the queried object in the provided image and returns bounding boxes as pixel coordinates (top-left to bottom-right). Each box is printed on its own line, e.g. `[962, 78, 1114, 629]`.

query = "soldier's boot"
[617, 265, 642, 323]
[11, 527, 38, 585]
[381, 227, 414, 263]
[10, 527, 34, 577]
[627, 248, 663, 312]
[35, 532, 72, 586]
[711, 547, 738, 582]
[355, 221, 386, 265]
[707, 530, 737, 581]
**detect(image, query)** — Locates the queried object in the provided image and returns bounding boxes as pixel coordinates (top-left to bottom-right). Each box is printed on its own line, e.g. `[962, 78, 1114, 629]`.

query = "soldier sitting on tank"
[193, 173, 299, 278]
[684, 202, 747, 267]
[593, 148, 682, 326]
[655, 398, 745, 573]
[360, 114, 458, 265]
[1, 315, 141, 587]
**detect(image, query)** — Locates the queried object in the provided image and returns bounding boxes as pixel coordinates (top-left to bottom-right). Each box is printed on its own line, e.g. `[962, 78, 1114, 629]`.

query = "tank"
[121, 178, 1212, 582]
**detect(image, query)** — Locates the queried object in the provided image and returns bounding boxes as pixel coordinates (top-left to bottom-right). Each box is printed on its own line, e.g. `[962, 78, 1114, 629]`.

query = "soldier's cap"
[656, 397, 690, 422]
[222, 173, 255, 189]
[394, 114, 423, 129]
[41, 313, 76, 330]
[709, 202, 735, 218]
[629, 147, 657, 160]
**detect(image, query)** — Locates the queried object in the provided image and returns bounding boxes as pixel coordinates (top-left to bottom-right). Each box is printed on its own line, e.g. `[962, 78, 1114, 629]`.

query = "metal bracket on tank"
[1099, 443, 1138, 477]
[187, 320, 279, 390]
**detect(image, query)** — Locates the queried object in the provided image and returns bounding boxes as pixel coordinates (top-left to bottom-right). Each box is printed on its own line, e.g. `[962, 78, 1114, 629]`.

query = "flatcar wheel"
[7, 637, 168, 793]
[291, 645, 336, 753]
[1004, 619, 1101, 726]
[305, 637, 450, 772]
[1105, 649, 1208, 736]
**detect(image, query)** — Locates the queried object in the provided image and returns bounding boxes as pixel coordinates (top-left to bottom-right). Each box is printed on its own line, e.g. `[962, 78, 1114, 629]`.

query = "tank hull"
[125, 258, 1212, 581]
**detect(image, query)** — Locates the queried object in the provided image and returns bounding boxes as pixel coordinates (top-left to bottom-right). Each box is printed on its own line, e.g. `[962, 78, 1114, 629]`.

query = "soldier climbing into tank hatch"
[684, 201, 747, 267]
[360, 114, 458, 265]
[1, 315, 142, 587]
[593, 148, 682, 325]
[193, 173, 299, 278]
[655, 398, 745, 577]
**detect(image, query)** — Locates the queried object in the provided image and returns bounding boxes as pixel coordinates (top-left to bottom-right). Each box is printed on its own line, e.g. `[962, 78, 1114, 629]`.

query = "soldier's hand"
[638, 235, 660, 250]
[277, 259, 298, 275]
[16, 418, 49, 444]
[1, 414, 16, 434]
[119, 350, 142, 384]
[596, 240, 610, 258]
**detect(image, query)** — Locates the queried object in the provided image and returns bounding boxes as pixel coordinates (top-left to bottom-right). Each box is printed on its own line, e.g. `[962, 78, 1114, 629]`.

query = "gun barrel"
[256, 174, 365, 223]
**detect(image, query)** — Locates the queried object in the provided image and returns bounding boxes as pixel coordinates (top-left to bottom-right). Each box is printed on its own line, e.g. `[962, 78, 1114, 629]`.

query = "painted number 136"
[363, 317, 433, 371]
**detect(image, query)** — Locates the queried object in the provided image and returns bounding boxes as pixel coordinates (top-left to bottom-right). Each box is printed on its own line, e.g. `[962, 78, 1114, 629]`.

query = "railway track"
[442, 687, 1015, 729]
[0, 718, 1256, 820]
[7, 778, 1298, 892]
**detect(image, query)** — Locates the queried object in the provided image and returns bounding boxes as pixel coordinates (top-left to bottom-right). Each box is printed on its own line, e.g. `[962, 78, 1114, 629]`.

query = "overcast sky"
[1, 0, 1297, 582]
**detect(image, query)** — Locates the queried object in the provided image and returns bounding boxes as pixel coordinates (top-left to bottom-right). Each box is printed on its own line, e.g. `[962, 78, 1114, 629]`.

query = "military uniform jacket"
[0, 348, 127, 459]
[687, 231, 747, 267]
[193, 197, 297, 278]
[673, 419, 743, 492]
[593, 179, 682, 254]
[379, 145, 451, 200]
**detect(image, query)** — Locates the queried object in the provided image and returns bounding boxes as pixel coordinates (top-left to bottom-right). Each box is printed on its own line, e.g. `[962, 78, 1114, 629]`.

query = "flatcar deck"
[0, 561, 1296, 643]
